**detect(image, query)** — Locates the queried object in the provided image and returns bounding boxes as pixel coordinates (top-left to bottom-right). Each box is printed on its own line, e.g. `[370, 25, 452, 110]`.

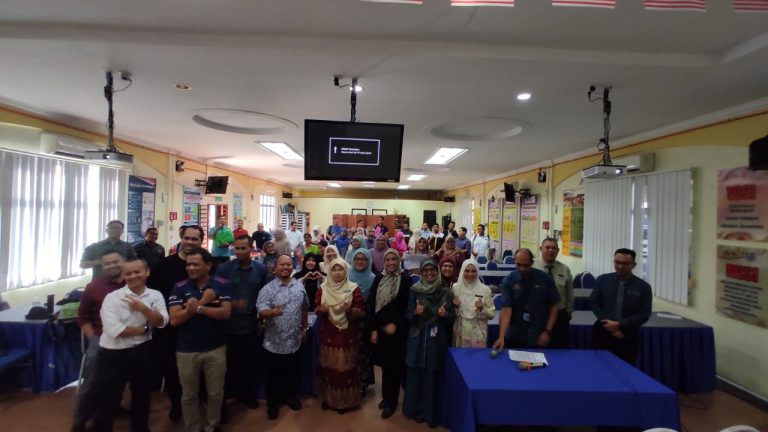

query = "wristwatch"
[143, 324, 150, 334]
[197, 305, 205, 315]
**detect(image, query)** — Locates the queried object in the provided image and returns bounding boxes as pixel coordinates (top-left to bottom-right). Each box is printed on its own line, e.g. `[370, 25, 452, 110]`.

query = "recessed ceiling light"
[328, 182, 342, 188]
[424, 148, 468, 165]
[516, 92, 532, 101]
[258, 142, 303, 160]
[175, 83, 192, 90]
[407, 174, 427, 181]
[363, 184, 375, 188]
[349, 85, 364, 92]
[397, 185, 411, 190]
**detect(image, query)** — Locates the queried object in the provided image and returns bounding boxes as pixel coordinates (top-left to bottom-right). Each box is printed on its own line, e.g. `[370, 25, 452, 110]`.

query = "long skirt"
[318, 323, 361, 410]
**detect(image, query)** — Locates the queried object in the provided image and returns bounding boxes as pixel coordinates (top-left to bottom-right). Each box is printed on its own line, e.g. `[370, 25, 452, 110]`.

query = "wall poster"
[716, 245, 768, 328]
[717, 167, 768, 242]
[183, 185, 202, 226]
[519, 195, 540, 252]
[562, 191, 584, 257]
[488, 200, 500, 244]
[501, 199, 518, 253]
[127, 175, 156, 244]
[233, 192, 243, 224]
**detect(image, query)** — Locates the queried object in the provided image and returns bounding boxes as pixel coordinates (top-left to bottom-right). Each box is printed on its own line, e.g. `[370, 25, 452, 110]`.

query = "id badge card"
[522, 310, 531, 323]
[430, 325, 438, 338]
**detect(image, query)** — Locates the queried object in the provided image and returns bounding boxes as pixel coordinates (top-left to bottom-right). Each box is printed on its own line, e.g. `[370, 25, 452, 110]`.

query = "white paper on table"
[507, 350, 548, 365]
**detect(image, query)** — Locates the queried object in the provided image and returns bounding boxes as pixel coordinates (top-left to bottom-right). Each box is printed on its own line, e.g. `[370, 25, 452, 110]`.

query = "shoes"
[168, 405, 182, 423]
[267, 410, 278, 421]
[287, 398, 302, 411]
[377, 400, 387, 409]
[244, 399, 260, 410]
[381, 406, 395, 419]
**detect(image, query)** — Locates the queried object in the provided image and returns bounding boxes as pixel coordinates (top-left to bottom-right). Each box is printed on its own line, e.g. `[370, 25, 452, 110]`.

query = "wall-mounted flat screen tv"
[304, 119, 404, 182]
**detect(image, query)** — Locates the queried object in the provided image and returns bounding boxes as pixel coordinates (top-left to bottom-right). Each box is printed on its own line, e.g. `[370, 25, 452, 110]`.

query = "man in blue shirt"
[215, 235, 267, 410]
[454, 227, 472, 259]
[493, 248, 560, 350]
[256, 255, 309, 420]
[591, 248, 652, 364]
[169, 247, 232, 432]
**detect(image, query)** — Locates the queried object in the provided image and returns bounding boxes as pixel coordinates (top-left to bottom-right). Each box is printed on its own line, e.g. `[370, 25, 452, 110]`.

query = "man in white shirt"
[471, 224, 496, 261]
[285, 221, 304, 251]
[91, 258, 168, 432]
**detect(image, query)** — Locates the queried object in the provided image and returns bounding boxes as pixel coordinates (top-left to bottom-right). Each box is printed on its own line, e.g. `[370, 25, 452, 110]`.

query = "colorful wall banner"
[562, 191, 584, 257]
[519, 195, 540, 252]
[717, 167, 768, 242]
[233, 192, 243, 224]
[452, 0, 515, 6]
[501, 200, 518, 253]
[127, 175, 156, 244]
[183, 185, 202, 226]
[488, 200, 501, 244]
[716, 245, 768, 328]
[552, 0, 615, 8]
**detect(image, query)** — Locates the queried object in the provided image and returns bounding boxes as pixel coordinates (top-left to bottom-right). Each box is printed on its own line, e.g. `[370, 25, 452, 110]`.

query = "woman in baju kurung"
[402, 258, 454, 427]
[315, 258, 366, 414]
[452, 259, 495, 348]
[366, 249, 413, 419]
[347, 248, 376, 397]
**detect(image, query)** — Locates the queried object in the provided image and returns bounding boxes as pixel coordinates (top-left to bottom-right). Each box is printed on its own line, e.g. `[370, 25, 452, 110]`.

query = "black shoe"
[267, 410, 278, 420]
[377, 400, 386, 409]
[244, 399, 260, 409]
[287, 398, 302, 411]
[168, 405, 182, 423]
[381, 406, 395, 419]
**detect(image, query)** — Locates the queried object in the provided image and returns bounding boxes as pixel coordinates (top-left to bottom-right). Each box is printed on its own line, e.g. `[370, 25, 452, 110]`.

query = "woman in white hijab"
[452, 259, 495, 348]
[316, 258, 366, 413]
[320, 245, 340, 274]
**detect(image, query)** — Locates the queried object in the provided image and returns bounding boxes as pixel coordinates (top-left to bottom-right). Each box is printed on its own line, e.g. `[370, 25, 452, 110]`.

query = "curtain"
[583, 177, 635, 277]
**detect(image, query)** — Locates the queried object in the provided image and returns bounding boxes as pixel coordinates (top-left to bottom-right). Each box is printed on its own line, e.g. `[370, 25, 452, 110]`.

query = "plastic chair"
[477, 256, 488, 265]
[581, 272, 596, 288]
[502, 255, 515, 265]
[502, 250, 513, 259]
[410, 274, 420, 284]
[486, 261, 498, 270]
[493, 294, 503, 309]
[573, 272, 584, 288]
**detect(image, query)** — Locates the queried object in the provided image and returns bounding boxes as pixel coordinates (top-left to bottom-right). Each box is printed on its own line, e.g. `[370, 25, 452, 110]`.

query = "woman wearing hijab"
[402, 258, 454, 427]
[348, 248, 376, 397]
[261, 240, 279, 282]
[404, 236, 432, 276]
[369, 235, 388, 274]
[439, 256, 457, 287]
[333, 229, 351, 258]
[315, 258, 366, 414]
[293, 253, 325, 310]
[320, 245, 340, 274]
[344, 235, 367, 264]
[366, 249, 413, 419]
[452, 259, 496, 348]
[435, 236, 465, 267]
[272, 228, 292, 256]
[389, 231, 409, 256]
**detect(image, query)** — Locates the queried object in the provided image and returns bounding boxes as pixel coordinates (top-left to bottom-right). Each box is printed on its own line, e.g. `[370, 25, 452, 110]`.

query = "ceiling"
[1, 0, 767, 191]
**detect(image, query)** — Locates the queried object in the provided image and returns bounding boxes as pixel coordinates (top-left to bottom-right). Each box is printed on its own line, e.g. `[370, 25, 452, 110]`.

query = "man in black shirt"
[80, 220, 136, 280]
[133, 227, 165, 269]
[251, 223, 272, 251]
[147, 225, 205, 422]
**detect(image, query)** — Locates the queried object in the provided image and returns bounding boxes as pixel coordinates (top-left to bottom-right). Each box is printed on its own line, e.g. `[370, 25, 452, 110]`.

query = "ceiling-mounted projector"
[85, 149, 134, 164]
[581, 164, 626, 179]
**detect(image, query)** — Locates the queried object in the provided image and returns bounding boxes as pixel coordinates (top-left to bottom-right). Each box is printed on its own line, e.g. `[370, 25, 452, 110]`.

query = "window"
[0, 150, 125, 291]
[259, 194, 276, 231]
[583, 170, 693, 305]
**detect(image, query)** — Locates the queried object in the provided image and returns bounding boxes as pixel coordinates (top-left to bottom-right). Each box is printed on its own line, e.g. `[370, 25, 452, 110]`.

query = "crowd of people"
[72, 218, 652, 431]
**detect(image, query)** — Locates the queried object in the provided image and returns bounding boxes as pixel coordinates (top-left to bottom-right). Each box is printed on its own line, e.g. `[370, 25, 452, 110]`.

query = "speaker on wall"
[749, 135, 768, 171]
[282, 191, 293, 199]
[503, 182, 516, 203]
[443, 196, 455, 202]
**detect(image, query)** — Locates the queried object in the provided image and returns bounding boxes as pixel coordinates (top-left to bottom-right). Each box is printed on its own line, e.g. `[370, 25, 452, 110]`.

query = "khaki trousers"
[176, 345, 227, 432]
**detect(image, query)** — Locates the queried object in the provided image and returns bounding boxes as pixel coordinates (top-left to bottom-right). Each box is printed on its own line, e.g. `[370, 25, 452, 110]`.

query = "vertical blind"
[583, 170, 692, 305]
[0, 150, 123, 292]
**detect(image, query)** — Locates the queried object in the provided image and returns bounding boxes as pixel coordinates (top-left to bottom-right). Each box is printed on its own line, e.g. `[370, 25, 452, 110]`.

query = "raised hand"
[370, 331, 378, 345]
[383, 323, 396, 335]
[414, 299, 425, 316]
[437, 302, 447, 317]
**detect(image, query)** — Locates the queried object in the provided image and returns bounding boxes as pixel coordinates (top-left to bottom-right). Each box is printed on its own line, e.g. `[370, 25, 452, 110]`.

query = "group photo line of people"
[72, 217, 651, 432]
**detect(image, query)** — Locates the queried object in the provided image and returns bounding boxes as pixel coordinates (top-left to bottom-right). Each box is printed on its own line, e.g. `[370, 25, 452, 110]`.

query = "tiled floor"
[0, 380, 766, 431]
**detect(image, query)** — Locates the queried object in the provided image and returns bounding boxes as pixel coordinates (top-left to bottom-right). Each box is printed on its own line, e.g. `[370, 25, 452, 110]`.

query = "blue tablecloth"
[488, 310, 716, 393]
[0, 306, 81, 393]
[443, 348, 680, 432]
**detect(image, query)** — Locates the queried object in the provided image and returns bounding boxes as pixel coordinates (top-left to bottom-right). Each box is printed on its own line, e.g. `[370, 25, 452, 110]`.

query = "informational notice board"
[716, 245, 768, 328]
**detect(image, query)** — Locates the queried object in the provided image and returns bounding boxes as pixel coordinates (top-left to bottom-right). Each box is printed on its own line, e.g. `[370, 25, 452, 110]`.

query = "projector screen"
[304, 119, 404, 182]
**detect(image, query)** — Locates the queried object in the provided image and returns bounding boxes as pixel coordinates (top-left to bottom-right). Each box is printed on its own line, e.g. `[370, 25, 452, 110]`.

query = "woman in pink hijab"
[389, 231, 409, 256]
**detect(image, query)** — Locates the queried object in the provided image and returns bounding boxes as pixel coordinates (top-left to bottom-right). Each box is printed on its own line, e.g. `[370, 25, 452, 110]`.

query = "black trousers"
[592, 321, 640, 365]
[381, 364, 404, 408]
[149, 325, 182, 409]
[263, 350, 300, 414]
[91, 343, 152, 432]
[225, 331, 263, 404]
[550, 308, 571, 349]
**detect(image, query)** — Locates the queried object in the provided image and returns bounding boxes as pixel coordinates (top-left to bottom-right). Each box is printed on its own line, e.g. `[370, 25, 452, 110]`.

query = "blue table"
[0, 306, 81, 393]
[443, 348, 680, 432]
[488, 310, 716, 393]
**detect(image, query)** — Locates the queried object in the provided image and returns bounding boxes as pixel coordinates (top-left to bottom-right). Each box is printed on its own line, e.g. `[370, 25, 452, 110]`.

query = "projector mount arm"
[103, 70, 132, 151]
[588, 85, 613, 165]
[333, 75, 360, 123]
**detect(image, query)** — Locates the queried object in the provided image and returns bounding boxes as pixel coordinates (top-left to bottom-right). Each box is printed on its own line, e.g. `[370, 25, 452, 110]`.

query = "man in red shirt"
[232, 219, 249, 239]
[72, 250, 126, 432]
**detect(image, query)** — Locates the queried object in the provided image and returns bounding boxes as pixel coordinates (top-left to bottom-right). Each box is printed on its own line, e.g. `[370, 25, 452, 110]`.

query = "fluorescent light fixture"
[407, 174, 427, 181]
[258, 142, 303, 160]
[363, 184, 375, 188]
[362, 181, 375, 184]
[328, 182, 342, 188]
[397, 185, 411, 190]
[424, 148, 468, 165]
[516, 92, 532, 101]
